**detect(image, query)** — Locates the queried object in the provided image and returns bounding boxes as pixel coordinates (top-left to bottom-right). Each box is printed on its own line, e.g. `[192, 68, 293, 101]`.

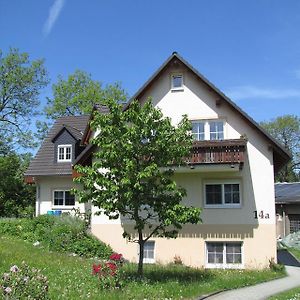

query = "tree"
[45, 70, 127, 120]
[36, 70, 127, 141]
[261, 115, 300, 182]
[0, 153, 35, 217]
[0, 48, 49, 150]
[75, 98, 202, 277]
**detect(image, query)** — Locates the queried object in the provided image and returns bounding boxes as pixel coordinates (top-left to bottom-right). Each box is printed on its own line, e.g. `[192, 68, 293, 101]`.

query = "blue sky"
[1, 0, 300, 123]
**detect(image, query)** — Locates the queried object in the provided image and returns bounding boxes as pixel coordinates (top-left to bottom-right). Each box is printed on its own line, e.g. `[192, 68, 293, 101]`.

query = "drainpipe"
[283, 208, 286, 237]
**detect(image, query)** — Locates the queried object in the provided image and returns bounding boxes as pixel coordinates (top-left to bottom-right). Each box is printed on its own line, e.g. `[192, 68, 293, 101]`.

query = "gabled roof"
[275, 182, 300, 204]
[124, 52, 291, 173]
[25, 115, 90, 177]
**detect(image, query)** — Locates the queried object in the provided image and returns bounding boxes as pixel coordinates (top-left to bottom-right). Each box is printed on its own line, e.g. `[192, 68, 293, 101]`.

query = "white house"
[25, 53, 290, 269]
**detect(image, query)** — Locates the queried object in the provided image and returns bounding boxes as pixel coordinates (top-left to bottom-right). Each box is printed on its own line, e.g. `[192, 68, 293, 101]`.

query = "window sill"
[206, 263, 243, 269]
[51, 206, 75, 210]
[204, 204, 241, 209]
[171, 87, 184, 92]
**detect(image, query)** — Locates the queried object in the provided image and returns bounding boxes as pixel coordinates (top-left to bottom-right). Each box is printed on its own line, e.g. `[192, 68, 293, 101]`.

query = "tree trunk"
[137, 231, 144, 277]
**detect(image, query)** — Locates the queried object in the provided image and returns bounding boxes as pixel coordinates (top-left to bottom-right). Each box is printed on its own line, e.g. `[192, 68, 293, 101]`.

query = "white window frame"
[171, 73, 184, 91]
[191, 120, 225, 141]
[57, 144, 72, 162]
[52, 190, 75, 207]
[140, 241, 155, 264]
[204, 180, 242, 208]
[205, 242, 244, 269]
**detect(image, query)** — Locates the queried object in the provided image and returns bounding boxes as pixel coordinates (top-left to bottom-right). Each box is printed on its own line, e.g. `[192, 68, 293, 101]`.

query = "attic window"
[171, 74, 183, 91]
[58, 145, 72, 162]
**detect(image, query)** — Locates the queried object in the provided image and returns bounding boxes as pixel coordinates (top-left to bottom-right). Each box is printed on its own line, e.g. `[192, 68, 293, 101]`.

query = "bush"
[0, 262, 49, 299]
[0, 215, 112, 259]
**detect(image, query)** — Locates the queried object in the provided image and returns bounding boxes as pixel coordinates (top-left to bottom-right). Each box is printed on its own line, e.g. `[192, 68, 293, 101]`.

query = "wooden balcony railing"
[187, 139, 246, 166]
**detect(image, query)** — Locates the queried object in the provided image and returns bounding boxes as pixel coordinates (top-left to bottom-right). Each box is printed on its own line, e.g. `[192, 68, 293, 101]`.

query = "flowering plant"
[0, 262, 49, 299]
[92, 253, 124, 289]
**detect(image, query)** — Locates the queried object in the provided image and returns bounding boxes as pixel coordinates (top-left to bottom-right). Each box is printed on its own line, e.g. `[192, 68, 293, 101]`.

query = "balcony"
[187, 139, 246, 167]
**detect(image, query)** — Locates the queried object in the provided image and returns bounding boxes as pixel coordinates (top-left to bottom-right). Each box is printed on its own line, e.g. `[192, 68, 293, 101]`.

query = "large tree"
[45, 70, 127, 119]
[261, 115, 300, 182]
[0, 153, 35, 217]
[0, 48, 49, 150]
[36, 70, 127, 141]
[75, 98, 201, 276]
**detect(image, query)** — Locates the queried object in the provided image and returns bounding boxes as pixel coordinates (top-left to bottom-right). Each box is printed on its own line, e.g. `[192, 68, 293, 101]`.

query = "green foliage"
[45, 70, 127, 120]
[0, 215, 112, 258]
[0, 262, 49, 299]
[0, 153, 35, 218]
[75, 98, 202, 275]
[261, 115, 300, 182]
[0, 48, 49, 150]
[0, 237, 286, 300]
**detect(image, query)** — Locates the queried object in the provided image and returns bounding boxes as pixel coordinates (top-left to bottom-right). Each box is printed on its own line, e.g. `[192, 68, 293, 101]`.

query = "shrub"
[0, 215, 112, 259]
[0, 262, 49, 299]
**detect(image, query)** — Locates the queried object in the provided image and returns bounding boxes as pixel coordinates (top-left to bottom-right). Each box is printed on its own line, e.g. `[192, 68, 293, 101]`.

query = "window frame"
[140, 241, 155, 264]
[191, 119, 225, 141]
[205, 242, 243, 269]
[57, 144, 72, 162]
[52, 190, 75, 208]
[171, 73, 184, 91]
[204, 180, 242, 208]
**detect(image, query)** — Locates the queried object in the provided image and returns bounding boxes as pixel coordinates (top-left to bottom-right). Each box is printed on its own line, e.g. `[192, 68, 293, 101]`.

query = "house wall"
[90, 62, 277, 269]
[35, 176, 86, 216]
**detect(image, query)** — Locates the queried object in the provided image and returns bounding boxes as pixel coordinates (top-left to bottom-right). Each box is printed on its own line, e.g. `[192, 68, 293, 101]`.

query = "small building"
[275, 182, 300, 238]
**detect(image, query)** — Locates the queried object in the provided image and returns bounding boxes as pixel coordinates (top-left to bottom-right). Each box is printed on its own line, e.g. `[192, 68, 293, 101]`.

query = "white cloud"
[43, 0, 65, 36]
[225, 85, 300, 100]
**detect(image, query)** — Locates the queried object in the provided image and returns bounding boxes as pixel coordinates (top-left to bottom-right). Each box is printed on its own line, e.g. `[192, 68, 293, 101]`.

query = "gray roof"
[25, 115, 90, 176]
[275, 182, 300, 204]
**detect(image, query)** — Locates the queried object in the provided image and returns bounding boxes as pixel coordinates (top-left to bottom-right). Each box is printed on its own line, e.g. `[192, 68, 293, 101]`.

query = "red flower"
[92, 264, 102, 275]
[109, 253, 123, 261]
[106, 262, 117, 276]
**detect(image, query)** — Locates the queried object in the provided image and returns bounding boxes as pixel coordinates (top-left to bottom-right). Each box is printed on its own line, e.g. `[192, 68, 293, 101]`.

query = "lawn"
[289, 247, 300, 261]
[0, 236, 286, 300]
[268, 287, 300, 300]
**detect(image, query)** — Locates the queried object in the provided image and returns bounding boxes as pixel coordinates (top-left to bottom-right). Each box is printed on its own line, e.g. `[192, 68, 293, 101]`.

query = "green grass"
[0, 236, 286, 300]
[268, 287, 300, 300]
[289, 248, 300, 261]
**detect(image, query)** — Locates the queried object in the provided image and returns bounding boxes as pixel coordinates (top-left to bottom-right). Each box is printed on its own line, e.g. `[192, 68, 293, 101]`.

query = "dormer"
[52, 125, 84, 163]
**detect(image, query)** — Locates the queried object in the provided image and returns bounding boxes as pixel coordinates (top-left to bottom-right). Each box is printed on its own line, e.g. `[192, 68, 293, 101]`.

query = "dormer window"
[171, 74, 183, 90]
[57, 144, 72, 162]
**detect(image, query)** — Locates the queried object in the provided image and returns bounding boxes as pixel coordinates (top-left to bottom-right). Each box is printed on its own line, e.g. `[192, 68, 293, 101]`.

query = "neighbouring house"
[275, 182, 300, 238]
[25, 52, 290, 269]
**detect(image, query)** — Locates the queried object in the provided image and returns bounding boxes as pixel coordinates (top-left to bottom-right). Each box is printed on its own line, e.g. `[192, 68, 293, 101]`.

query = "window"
[171, 74, 183, 90]
[192, 122, 205, 141]
[57, 145, 72, 162]
[206, 242, 242, 268]
[205, 182, 241, 207]
[53, 190, 75, 206]
[209, 121, 224, 140]
[143, 241, 155, 263]
[191, 120, 224, 141]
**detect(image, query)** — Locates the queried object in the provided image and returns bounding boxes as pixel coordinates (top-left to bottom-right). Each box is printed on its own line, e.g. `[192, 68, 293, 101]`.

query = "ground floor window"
[206, 242, 242, 268]
[289, 215, 300, 234]
[53, 190, 75, 206]
[143, 241, 155, 264]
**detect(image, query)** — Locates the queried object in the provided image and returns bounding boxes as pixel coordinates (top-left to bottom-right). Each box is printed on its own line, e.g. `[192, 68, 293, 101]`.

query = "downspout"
[283, 208, 286, 237]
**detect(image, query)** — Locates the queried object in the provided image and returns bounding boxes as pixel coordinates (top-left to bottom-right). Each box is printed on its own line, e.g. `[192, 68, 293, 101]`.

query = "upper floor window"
[192, 120, 224, 141]
[171, 74, 183, 90]
[204, 181, 241, 208]
[57, 145, 72, 162]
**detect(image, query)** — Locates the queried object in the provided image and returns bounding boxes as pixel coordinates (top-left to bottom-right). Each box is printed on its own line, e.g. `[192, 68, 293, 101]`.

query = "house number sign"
[253, 210, 270, 219]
